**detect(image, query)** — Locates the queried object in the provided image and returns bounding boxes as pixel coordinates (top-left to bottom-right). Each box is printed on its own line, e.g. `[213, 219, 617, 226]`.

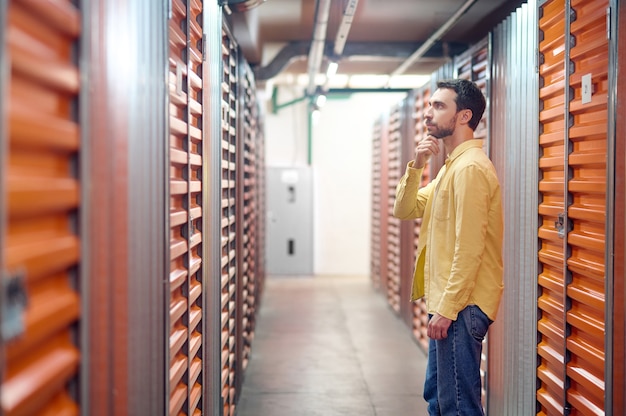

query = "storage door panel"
[538, 1, 568, 413]
[168, 0, 205, 414]
[386, 106, 402, 314]
[371, 118, 385, 290]
[239, 63, 259, 374]
[411, 86, 430, 352]
[221, 26, 238, 416]
[566, 0, 608, 413]
[2, 1, 81, 415]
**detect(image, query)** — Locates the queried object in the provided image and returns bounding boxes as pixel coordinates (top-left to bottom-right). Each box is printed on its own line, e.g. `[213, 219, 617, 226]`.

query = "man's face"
[424, 88, 459, 139]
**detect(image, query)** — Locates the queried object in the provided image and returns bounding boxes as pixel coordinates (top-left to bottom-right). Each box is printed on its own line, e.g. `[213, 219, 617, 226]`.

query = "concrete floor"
[236, 275, 429, 416]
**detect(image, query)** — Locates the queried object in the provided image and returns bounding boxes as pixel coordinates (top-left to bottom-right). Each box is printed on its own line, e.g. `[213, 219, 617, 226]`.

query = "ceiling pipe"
[320, 0, 359, 91]
[306, 0, 332, 95]
[333, 0, 359, 57]
[253, 40, 468, 81]
[389, 0, 477, 77]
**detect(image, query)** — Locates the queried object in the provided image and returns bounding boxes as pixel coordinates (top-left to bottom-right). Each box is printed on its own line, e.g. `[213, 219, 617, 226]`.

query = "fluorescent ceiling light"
[326, 61, 338, 78]
[315, 94, 327, 107]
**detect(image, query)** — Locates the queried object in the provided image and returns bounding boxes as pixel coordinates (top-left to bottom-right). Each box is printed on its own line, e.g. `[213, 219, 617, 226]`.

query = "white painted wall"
[264, 87, 405, 276]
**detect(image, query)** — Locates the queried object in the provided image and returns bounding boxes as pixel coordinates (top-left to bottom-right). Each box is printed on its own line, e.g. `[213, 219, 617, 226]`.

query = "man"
[393, 79, 503, 415]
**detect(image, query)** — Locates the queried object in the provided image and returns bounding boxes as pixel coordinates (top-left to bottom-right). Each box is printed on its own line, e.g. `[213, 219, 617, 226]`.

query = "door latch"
[1, 270, 28, 342]
[555, 212, 566, 239]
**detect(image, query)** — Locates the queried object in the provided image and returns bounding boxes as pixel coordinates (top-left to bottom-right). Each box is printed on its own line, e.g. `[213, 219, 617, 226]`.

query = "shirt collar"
[445, 139, 483, 166]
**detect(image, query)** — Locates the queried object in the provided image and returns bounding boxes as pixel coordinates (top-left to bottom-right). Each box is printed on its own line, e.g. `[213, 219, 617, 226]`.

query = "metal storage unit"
[409, 84, 432, 353]
[537, 0, 611, 413]
[168, 0, 206, 414]
[371, 115, 390, 293]
[221, 22, 239, 416]
[386, 103, 403, 314]
[236, 59, 265, 391]
[1, 1, 81, 414]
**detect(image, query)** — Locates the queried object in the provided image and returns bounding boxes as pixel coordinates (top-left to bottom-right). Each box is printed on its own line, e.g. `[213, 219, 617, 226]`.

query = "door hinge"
[1, 270, 28, 342]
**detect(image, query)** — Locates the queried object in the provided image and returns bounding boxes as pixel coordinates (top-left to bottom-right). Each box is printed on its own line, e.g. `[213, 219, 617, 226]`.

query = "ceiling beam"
[253, 40, 468, 81]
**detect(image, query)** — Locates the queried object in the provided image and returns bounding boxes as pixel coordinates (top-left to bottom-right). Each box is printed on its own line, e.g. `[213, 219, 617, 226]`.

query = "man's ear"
[461, 109, 472, 124]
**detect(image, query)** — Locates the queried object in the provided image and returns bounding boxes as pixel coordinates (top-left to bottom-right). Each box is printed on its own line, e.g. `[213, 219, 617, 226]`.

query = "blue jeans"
[423, 305, 491, 415]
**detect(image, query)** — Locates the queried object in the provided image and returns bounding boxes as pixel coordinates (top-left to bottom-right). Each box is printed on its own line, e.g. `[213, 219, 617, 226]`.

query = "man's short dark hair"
[436, 79, 486, 131]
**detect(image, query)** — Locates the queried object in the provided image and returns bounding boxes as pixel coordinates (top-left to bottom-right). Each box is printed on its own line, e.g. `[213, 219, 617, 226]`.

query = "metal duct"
[390, 0, 477, 77]
[306, 0, 332, 95]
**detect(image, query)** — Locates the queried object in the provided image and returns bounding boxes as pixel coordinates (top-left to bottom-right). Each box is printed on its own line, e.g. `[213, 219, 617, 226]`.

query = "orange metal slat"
[566, 367, 603, 410]
[7, 177, 78, 218]
[9, 5, 78, 59]
[9, 104, 78, 153]
[567, 331, 604, 373]
[169, 294, 187, 327]
[5, 235, 78, 281]
[14, 0, 80, 37]
[8, 44, 79, 94]
[567, 255, 604, 279]
[537, 387, 564, 416]
[169, 326, 187, 358]
[37, 393, 78, 416]
[2, 341, 79, 416]
[169, 384, 186, 416]
[5, 287, 79, 362]
[170, 236, 187, 261]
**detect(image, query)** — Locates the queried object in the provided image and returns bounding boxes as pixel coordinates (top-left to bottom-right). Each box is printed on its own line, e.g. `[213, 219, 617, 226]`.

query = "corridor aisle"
[236, 275, 429, 416]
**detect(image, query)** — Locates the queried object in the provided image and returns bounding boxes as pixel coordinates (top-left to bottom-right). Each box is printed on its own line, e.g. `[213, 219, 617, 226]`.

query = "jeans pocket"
[469, 305, 490, 342]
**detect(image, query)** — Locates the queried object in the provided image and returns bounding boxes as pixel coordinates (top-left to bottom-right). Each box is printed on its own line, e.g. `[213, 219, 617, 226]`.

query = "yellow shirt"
[393, 139, 504, 321]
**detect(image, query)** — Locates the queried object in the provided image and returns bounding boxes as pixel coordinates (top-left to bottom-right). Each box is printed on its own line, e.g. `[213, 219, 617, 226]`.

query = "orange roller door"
[1, 1, 81, 415]
[537, 0, 610, 413]
[537, 1, 568, 414]
[168, 0, 205, 414]
[565, 0, 608, 413]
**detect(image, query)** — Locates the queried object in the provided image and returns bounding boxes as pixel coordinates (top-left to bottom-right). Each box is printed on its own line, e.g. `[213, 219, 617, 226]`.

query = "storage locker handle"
[1, 270, 28, 342]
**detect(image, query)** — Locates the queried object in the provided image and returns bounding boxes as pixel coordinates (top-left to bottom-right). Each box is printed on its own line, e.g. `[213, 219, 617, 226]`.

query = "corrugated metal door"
[168, 0, 205, 414]
[487, 2, 540, 414]
[1, 1, 81, 415]
[221, 23, 238, 416]
[537, 0, 568, 412]
[565, 0, 607, 413]
[538, 0, 609, 413]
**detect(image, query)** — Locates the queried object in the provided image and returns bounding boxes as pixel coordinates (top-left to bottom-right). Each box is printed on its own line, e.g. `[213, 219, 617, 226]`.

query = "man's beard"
[427, 115, 457, 139]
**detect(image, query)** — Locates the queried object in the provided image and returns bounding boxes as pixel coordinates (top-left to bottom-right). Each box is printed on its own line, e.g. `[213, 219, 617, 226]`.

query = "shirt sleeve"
[436, 163, 493, 320]
[393, 161, 434, 220]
